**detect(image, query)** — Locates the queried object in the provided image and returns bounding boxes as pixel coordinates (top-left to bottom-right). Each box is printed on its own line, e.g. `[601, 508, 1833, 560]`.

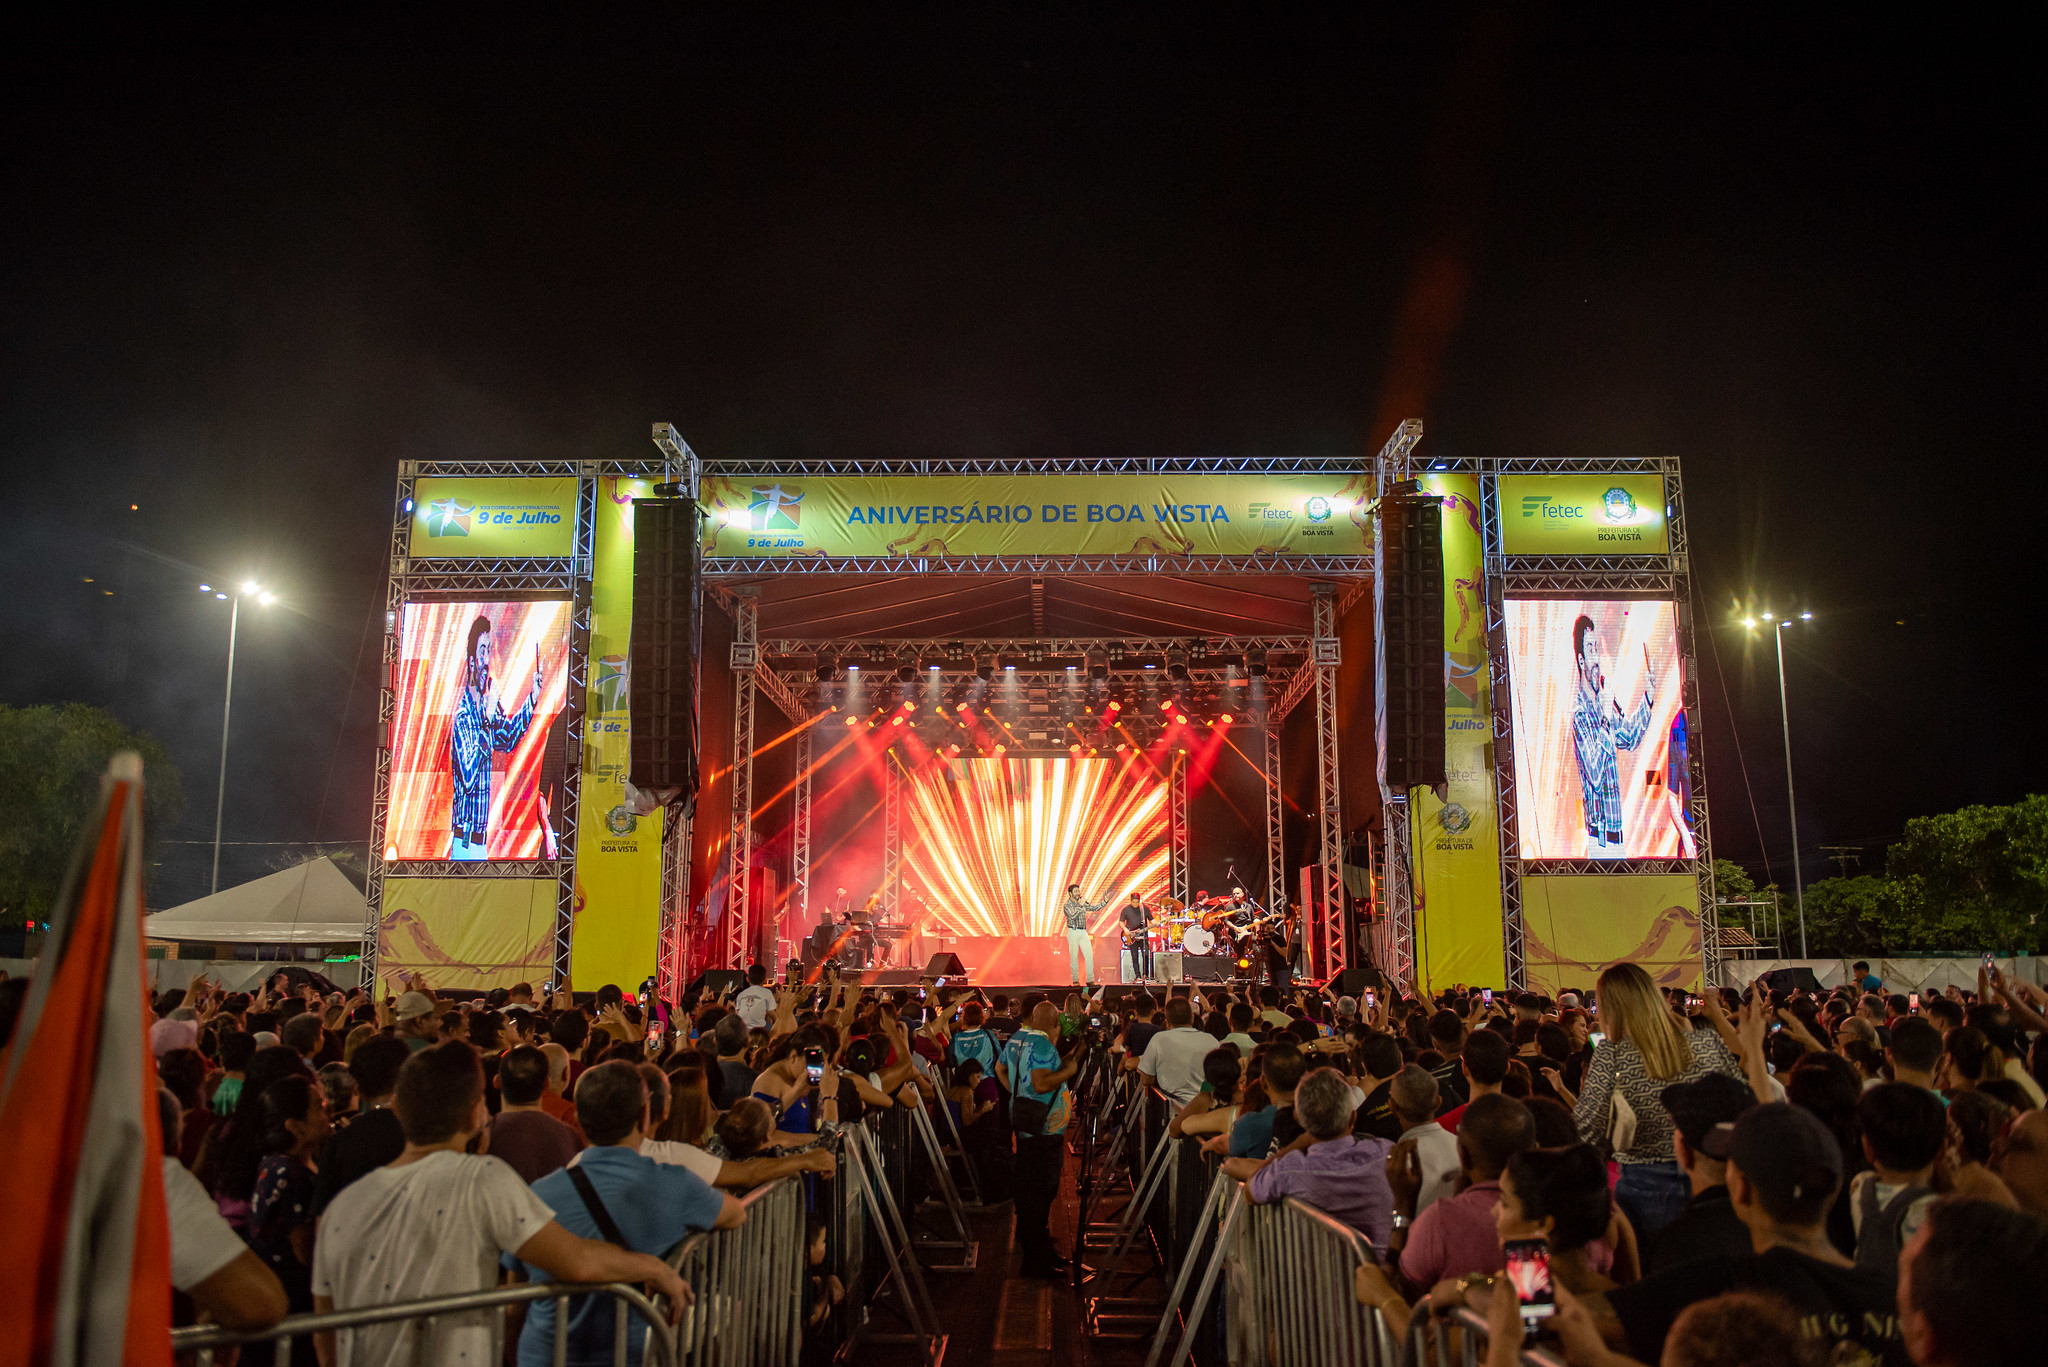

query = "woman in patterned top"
[249, 1074, 331, 1363]
[1571, 962, 1742, 1244]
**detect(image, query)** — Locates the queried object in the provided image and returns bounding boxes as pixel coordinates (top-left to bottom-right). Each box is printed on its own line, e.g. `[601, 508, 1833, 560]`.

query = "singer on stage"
[449, 615, 540, 860]
[1060, 883, 1113, 983]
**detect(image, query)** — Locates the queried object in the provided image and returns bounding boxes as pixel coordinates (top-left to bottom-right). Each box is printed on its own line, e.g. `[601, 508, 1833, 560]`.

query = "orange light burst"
[898, 757, 1168, 938]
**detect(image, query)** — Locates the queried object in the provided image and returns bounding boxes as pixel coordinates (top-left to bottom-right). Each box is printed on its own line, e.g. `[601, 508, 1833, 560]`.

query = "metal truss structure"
[1377, 798, 1414, 983]
[1310, 585, 1346, 982]
[704, 553, 1372, 578]
[1262, 727, 1285, 920]
[362, 464, 597, 993]
[699, 452, 1376, 478]
[789, 722, 812, 969]
[1169, 754, 1190, 909]
[1475, 454, 1718, 989]
[882, 759, 904, 923]
[726, 595, 759, 971]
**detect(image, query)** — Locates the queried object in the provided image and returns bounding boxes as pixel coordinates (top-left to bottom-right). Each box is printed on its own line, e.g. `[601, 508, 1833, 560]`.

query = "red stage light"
[905, 702, 917, 713]
[891, 716, 905, 726]
[1107, 700, 1121, 711]
[845, 716, 861, 727]
[994, 744, 1006, 755]
[1069, 743, 1082, 754]
[1174, 714, 1188, 725]
[1218, 713, 1233, 725]
[957, 702, 970, 712]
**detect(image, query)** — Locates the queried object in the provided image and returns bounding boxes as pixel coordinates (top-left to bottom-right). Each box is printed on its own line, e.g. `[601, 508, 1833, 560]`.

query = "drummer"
[1117, 891, 1153, 983]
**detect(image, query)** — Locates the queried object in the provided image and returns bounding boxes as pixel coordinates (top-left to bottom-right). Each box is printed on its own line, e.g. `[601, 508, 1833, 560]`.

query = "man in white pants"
[1059, 883, 1113, 983]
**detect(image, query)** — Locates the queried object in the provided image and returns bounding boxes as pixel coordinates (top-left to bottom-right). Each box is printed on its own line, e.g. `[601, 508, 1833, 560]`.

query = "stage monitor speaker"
[1184, 955, 1233, 982]
[1377, 489, 1447, 792]
[865, 969, 924, 987]
[681, 969, 748, 1002]
[1338, 965, 1390, 999]
[628, 498, 702, 798]
[922, 953, 967, 979]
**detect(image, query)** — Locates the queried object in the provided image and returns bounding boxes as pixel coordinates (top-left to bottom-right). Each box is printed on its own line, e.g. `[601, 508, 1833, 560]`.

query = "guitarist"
[1117, 892, 1154, 983]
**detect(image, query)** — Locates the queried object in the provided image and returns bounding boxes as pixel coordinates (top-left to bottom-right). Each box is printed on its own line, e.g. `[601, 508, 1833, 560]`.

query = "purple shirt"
[1247, 1134, 1395, 1252]
[1400, 1178, 1504, 1288]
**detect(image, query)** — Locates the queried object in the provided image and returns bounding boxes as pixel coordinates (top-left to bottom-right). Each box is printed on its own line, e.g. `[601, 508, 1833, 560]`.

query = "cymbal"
[1157, 897, 1185, 912]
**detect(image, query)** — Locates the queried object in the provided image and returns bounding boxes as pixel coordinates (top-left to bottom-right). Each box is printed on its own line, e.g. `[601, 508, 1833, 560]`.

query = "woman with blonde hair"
[1572, 962, 1742, 1244]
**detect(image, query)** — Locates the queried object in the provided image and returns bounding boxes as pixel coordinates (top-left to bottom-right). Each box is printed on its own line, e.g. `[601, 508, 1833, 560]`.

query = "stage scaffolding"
[1370, 431, 1722, 991]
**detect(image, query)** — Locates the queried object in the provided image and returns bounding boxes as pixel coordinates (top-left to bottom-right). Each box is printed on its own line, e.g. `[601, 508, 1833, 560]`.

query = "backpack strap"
[565, 1164, 630, 1248]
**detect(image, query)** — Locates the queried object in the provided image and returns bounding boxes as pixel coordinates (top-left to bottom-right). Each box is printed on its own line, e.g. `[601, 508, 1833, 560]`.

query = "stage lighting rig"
[814, 661, 836, 682]
[1086, 647, 1108, 679]
[1166, 643, 1189, 679]
[1246, 648, 1268, 677]
[895, 657, 916, 683]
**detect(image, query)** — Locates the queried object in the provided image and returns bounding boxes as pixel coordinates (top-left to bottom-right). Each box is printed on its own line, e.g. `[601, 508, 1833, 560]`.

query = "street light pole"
[211, 593, 240, 896]
[1771, 620, 1807, 957]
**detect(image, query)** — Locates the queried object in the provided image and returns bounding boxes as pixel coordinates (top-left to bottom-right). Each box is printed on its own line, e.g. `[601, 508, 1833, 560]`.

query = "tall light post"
[1742, 610, 1812, 956]
[202, 580, 275, 894]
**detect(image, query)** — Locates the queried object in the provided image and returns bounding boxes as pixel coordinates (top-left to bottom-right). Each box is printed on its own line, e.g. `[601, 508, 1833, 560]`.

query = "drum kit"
[1146, 893, 1271, 966]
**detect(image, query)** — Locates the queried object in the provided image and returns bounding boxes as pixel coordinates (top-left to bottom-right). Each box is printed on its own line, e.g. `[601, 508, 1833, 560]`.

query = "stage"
[813, 930, 1296, 990]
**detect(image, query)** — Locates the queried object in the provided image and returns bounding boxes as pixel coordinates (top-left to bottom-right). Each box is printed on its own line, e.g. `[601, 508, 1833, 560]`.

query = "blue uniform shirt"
[1000, 1029, 1072, 1135]
[504, 1146, 725, 1367]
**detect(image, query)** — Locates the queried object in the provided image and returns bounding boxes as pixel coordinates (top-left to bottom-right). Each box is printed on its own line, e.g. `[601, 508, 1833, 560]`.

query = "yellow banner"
[409, 477, 578, 558]
[698, 474, 1374, 558]
[377, 878, 554, 993]
[1497, 475, 1668, 555]
[1413, 472, 1506, 990]
[1521, 874, 1702, 993]
[572, 476, 665, 991]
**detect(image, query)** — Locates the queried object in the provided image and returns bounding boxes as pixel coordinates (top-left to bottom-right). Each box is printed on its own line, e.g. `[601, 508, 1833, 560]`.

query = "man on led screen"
[1570, 614, 1655, 858]
[450, 615, 543, 859]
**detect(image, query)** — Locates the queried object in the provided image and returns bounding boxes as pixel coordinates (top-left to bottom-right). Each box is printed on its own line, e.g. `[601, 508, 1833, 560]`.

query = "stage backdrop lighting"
[897, 756, 1168, 938]
[1504, 599, 1695, 860]
[387, 600, 572, 861]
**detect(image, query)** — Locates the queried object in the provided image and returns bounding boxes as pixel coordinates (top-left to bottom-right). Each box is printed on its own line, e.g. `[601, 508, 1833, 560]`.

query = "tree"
[0, 704, 185, 930]
[1884, 796, 2048, 956]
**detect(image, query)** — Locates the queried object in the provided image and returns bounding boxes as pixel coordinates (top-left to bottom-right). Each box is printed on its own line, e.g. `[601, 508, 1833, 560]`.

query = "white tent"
[145, 857, 369, 945]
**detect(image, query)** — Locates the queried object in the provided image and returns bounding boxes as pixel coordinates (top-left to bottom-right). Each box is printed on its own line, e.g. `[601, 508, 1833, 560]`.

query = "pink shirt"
[1400, 1179, 1503, 1288]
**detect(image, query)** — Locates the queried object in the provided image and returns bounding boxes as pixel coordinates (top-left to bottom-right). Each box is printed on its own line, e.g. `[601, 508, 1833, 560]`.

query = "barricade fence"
[171, 1104, 957, 1367]
[171, 1280, 679, 1367]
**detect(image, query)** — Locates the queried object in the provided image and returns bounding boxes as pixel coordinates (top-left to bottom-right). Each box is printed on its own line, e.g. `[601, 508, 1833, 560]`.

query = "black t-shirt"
[987, 1015, 1021, 1045]
[1430, 1057, 1470, 1114]
[1607, 1246, 1906, 1367]
[1521, 1052, 1568, 1102]
[1647, 1185, 1752, 1274]
[715, 1058, 758, 1110]
[1354, 1079, 1402, 1141]
[1271, 1104, 1305, 1151]
[1118, 901, 1148, 930]
[1124, 1021, 1163, 1060]
[311, 1107, 406, 1217]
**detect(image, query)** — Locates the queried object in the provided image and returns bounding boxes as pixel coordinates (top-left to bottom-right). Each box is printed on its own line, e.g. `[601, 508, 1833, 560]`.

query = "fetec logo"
[1520, 494, 1558, 518]
[424, 499, 474, 536]
[747, 484, 803, 531]
[1305, 495, 1333, 523]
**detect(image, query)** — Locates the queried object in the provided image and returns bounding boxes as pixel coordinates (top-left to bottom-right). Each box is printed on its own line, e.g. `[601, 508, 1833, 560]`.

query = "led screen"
[1504, 599, 1696, 860]
[386, 600, 572, 861]
[896, 756, 1169, 938]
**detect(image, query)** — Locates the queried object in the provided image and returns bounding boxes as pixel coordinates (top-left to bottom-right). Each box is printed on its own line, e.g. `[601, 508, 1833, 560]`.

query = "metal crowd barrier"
[1410, 1305, 1567, 1367]
[664, 1174, 806, 1366]
[1146, 1183, 1397, 1367]
[171, 1280, 677, 1367]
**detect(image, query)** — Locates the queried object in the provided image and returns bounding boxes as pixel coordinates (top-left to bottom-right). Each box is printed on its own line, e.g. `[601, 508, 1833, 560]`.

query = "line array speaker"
[1376, 488, 1447, 792]
[628, 499, 701, 798]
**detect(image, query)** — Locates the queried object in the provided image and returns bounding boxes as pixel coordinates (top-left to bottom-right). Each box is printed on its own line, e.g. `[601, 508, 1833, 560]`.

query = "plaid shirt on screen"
[1571, 686, 1653, 839]
[451, 683, 536, 841]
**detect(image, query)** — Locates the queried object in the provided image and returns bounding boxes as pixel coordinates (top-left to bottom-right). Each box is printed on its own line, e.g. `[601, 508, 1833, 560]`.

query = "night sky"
[3, 7, 2040, 905]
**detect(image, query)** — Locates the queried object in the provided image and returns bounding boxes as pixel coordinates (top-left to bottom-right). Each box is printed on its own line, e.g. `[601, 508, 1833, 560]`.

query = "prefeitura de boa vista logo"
[423, 498, 473, 536]
[1304, 495, 1333, 522]
[747, 484, 804, 531]
[1438, 802, 1473, 835]
[1601, 487, 1638, 523]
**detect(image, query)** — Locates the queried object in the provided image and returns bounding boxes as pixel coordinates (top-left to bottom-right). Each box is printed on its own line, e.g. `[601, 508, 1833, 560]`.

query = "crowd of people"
[5, 952, 2047, 1367]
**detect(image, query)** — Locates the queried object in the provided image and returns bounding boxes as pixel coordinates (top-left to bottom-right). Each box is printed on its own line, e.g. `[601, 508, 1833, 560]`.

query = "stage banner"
[571, 476, 665, 991]
[698, 473, 1374, 558]
[1497, 475, 1667, 555]
[409, 476, 578, 558]
[1413, 471, 1505, 991]
[1521, 874, 1703, 993]
[377, 877, 554, 993]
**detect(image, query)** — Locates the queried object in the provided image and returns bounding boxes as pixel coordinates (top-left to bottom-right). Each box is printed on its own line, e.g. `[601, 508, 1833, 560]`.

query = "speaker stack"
[1376, 485, 1447, 792]
[628, 496, 702, 801]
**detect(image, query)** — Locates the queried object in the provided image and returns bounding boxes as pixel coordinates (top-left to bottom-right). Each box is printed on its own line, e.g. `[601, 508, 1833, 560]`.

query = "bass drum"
[1181, 925, 1215, 956]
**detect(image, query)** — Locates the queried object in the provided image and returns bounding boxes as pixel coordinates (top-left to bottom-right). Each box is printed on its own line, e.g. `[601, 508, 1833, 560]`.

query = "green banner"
[1497, 474, 1668, 555]
[410, 477, 578, 558]
[699, 473, 1374, 558]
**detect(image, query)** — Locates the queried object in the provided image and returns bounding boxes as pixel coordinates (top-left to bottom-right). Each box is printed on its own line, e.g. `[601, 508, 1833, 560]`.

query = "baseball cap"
[1728, 1102, 1843, 1209]
[394, 990, 438, 1021]
[1659, 1073, 1753, 1160]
